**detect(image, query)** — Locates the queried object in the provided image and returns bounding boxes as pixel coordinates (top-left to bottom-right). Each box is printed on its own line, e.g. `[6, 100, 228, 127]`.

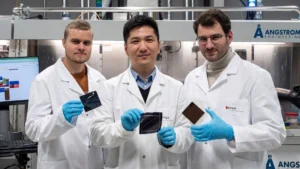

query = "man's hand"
[62, 100, 84, 123]
[121, 108, 144, 131]
[158, 127, 176, 147]
[190, 108, 234, 142]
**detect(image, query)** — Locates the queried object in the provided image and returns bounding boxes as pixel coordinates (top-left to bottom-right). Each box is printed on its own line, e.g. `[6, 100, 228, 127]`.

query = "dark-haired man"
[184, 9, 286, 169]
[91, 15, 193, 169]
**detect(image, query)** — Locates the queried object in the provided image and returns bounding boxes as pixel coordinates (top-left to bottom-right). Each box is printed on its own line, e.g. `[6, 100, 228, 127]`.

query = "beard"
[203, 41, 230, 62]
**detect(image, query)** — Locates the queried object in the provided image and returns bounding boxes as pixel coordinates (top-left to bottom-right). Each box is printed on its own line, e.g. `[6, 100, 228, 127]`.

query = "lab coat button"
[86, 114, 89, 116]
[88, 145, 91, 148]
[142, 155, 146, 159]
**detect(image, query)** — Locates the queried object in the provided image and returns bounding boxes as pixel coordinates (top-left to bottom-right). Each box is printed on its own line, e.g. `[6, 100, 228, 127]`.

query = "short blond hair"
[64, 20, 93, 40]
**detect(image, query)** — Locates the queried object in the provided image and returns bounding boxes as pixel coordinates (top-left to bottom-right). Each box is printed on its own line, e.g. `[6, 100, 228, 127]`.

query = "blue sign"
[254, 24, 264, 38]
[266, 155, 275, 169]
[254, 24, 300, 39]
[266, 154, 300, 169]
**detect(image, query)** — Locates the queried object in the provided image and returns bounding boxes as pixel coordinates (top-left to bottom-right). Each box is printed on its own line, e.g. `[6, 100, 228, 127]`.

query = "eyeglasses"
[196, 34, 224, 45]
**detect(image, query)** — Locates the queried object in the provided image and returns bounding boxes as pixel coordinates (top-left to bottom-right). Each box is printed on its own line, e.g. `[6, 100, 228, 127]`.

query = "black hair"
[123, 15, 160, 43]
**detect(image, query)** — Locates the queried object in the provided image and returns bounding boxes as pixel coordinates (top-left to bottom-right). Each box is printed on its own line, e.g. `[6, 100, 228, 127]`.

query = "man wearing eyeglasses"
[182, 9, 286, 169]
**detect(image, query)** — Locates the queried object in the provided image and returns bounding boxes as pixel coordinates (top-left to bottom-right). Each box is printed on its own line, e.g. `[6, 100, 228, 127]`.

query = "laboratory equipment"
[285, 112, 299, 126]
[277, 85, 300, 109]
[0, 57, 39, 105]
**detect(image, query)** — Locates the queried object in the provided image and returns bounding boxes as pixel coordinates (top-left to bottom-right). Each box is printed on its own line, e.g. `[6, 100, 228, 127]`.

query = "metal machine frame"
[0, 5, 300, 169]
[0, 3, 299, 141]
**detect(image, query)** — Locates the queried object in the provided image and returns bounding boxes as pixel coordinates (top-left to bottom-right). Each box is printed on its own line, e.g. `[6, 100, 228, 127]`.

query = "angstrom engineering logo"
[254, 24, 300, 39]
[266, 155, 300, 169]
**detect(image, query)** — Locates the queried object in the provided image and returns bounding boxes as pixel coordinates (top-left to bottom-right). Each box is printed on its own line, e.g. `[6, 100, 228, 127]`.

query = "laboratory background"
[0, 0, 300, 169]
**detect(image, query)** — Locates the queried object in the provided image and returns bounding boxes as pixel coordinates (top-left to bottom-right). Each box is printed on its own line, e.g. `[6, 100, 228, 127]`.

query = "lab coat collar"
[195, 53, 242, 93]
[56, 57, 101, 95]
[122, 66, 165, 104]
[223, 53, 241, 76]
[195, 64, 210, 93]
[130, 66, 156, 82]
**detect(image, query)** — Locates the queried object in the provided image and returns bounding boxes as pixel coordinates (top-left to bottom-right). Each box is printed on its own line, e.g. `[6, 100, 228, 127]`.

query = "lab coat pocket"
[219, 99, 250, 125]
[160, 108, 176, 128]
[40, 160, 68, 169]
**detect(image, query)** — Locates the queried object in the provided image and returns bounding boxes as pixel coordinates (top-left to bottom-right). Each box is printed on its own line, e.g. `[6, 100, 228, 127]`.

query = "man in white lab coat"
[25, 20, 106, 169]
[184, 9, 286, 169]
[91, 15, 193, 169]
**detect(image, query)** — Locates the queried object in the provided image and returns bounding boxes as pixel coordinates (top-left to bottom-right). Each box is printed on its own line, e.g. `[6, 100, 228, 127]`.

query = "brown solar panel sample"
[182, 102, 205, 124]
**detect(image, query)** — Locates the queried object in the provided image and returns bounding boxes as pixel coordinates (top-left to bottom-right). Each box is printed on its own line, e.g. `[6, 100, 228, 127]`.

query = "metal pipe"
[43, 0, 46, 18]
[185, 0, 188, 20]
[168, 0, 171, 20]
[62, 0, 66, 13]
[87, 0, 90, 19]
[18, 6, 300, 15]
[149, 12, 153, 17]
[255, 0, 263, 20]
[81, 0, 84, 19]
[191, 0, 194, 20]
[62, 0, 70, 20]
[63, 0, 67, 7]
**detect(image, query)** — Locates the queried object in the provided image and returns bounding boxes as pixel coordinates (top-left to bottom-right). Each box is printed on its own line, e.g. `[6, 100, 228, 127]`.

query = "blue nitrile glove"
[157, 126, 176, 147]
[62, 100, 84, 123]
[190, 108, 234, 142]
[121, 108, 144, 131]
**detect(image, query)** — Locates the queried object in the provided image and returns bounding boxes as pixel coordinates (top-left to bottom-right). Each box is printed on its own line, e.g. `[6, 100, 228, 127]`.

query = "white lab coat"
[183, 54, 286, 169]
[25, 58, 106, 169]
[91, 68, 193, 169]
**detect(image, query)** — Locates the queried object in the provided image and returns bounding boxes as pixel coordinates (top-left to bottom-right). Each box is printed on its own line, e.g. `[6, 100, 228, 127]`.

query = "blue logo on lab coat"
[254, 24, 264, 38]
[266, 155, 275, 169]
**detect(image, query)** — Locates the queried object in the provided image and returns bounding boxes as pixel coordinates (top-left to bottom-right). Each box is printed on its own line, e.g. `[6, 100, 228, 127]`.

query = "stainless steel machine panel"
[0, 20, 11, 40]
[38, 40, 103, 73]
[13, 20, 300, 43]
[292, 43, 300, 87]
[36, 40, 296, 90]
[252, 44, 293, 89]
[102, 42, 129, 79]
[165, 41, 204, 82]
